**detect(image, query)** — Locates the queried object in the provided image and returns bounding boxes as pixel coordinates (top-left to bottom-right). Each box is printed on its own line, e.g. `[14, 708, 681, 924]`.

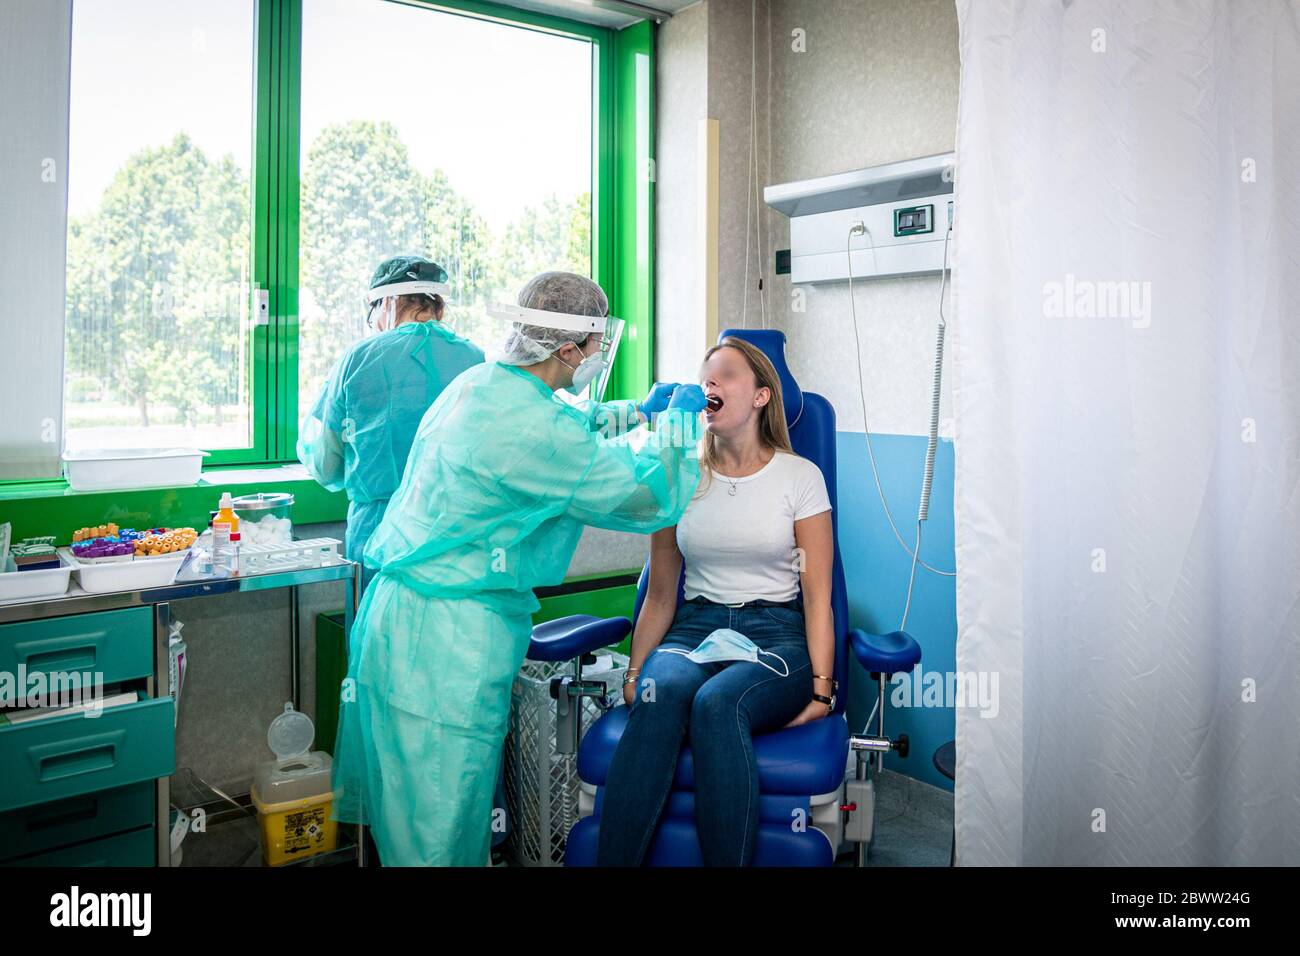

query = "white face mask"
[659, 628, 790, 677]
[569, 352, 607, 395]
[557, 342, 607, 396]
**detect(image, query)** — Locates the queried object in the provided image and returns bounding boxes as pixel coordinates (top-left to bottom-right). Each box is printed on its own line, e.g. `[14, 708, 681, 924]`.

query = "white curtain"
[0, 0, 72, 479]
[951, 0, 1300, 865]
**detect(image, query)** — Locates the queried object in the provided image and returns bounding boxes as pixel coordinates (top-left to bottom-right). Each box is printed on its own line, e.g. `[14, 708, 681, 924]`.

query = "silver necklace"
[719, 452, 768, 497]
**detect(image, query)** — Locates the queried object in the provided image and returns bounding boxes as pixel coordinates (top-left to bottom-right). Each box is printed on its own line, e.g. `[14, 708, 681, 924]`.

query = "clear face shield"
[365, 293, 445, 331]
[488, 303, 625, 405]
[584, 317, 624, 405]
[365, 279, 450, 332]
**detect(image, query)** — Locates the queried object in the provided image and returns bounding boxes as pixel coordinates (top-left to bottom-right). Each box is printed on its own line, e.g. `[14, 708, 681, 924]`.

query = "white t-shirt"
[676, 450, 832, 604]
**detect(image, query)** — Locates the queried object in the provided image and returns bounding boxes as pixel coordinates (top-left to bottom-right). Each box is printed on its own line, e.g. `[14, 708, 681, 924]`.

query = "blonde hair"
[695, 337, 794, 498]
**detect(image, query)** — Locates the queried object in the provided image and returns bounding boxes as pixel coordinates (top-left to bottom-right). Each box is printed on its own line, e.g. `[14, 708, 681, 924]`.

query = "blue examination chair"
[527, 328, 921, 866]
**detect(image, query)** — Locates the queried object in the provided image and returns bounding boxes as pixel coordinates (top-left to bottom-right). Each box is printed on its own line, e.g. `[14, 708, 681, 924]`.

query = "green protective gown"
[330, 360, 703, 865]
[297, 321, 484, 571]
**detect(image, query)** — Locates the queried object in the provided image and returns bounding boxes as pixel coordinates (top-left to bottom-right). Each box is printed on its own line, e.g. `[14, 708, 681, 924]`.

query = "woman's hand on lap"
[783, 698, 831, 728]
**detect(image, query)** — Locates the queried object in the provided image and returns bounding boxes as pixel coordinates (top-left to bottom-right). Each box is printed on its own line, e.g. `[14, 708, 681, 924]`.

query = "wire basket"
[504, 650, 628, 867]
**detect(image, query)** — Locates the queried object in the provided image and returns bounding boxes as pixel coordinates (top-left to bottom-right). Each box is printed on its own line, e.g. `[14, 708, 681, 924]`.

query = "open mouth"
[706, 394, 723, 412]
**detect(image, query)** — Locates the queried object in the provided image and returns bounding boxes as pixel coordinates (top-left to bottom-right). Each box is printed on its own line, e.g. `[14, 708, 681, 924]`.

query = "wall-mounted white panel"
[790, 192, 953, 283]
[766, 152, 954, 284]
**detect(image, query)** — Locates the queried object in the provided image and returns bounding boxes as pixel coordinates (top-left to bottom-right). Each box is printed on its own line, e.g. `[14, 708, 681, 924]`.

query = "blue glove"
[638, 382, 680, 420]
[667, 383, 708, 413]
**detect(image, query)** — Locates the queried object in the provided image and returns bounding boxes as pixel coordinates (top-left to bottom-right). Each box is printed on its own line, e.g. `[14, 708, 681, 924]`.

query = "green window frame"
[1, 0, 655, 534]
[259, 0, 656, 461]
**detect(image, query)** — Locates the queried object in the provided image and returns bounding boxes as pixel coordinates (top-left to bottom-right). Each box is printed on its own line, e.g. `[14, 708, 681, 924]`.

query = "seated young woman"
[596, 336, 836, 867]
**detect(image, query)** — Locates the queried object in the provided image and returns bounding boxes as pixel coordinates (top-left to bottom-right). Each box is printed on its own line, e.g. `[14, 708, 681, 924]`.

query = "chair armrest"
[528, 614, 632, 663]
[848, 627, 922, 675]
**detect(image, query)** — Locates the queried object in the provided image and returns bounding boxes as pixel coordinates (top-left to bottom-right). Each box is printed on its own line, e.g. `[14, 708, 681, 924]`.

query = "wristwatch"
[813, 674, 837, 712]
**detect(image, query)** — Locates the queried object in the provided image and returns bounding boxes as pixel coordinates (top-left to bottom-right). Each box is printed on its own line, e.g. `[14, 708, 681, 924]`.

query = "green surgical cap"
[368, 256, 450, 302]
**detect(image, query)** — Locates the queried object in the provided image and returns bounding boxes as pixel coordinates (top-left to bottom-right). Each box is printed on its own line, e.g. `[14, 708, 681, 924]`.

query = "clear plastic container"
[232, 492, 294, 548]
[61, 448, 209, 491]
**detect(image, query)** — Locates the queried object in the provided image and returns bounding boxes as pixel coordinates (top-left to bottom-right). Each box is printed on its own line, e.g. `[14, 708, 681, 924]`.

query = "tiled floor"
[843, 768, 954, 867]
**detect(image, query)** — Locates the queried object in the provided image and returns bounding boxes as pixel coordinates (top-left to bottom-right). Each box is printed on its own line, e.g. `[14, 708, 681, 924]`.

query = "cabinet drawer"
[0, 781, 155, 861]
[3, 825, 155, 867]
[0, 694, 174, 812]
[0, 607, 154, 692]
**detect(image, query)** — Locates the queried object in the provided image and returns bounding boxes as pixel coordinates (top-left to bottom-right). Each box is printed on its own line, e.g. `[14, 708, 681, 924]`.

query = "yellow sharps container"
[251, 702, 338, 866]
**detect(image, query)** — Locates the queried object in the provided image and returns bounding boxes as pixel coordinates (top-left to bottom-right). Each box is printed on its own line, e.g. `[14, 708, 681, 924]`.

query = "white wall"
[655, 0, 960, 439]
[768, 0, 958, 437]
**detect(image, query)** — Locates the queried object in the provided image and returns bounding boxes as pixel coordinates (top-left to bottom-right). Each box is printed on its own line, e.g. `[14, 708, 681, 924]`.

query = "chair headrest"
[716, 328, 805, 429]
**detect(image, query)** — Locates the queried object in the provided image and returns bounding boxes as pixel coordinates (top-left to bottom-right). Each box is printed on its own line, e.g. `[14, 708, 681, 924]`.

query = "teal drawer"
[3, 825, 155, 867]
[0, 781, 154, 861]
[0, 607, 154, 693]
[0, 694, 174, 812]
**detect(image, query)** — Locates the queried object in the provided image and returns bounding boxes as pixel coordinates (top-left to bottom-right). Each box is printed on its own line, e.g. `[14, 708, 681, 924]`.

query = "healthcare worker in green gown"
[297, 256, 484, 591]
[331, 270, 708, 866]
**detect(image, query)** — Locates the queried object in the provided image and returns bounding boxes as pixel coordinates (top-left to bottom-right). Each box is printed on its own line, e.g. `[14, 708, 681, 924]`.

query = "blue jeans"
[596, 598, 813, 866]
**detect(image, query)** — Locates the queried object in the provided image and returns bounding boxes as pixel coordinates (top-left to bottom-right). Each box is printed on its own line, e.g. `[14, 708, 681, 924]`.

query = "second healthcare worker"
[331, 270, 708, 866]
[298, 256, 483, 590]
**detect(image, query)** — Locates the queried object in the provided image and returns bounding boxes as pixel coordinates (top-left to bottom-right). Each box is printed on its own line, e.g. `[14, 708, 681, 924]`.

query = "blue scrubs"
[298, 320, 484, 581]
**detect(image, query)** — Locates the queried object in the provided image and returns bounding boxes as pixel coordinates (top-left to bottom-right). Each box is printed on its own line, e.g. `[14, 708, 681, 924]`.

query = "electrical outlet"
[252, 288, 269, 326]
[894, 204, 935, 237]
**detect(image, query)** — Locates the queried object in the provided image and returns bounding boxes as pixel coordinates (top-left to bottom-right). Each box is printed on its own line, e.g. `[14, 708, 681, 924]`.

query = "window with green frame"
[63, 0, 259, 464]
[45, 0, 654, 480]
[2, 0, 651, 537]
[295, 0, 595, 435]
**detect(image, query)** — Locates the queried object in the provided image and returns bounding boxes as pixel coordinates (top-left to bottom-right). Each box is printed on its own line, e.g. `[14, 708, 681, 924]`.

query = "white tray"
[61, 448, 209, 492]
[58, 547, 185, 593]
[0, 554, 74, 604]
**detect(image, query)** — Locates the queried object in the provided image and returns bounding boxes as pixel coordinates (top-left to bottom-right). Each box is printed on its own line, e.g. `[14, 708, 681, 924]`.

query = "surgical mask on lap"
[660, 628, 790, 677]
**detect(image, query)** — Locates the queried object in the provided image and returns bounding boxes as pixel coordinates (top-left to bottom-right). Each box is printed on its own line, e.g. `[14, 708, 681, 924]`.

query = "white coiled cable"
[845, 221, 956, 635]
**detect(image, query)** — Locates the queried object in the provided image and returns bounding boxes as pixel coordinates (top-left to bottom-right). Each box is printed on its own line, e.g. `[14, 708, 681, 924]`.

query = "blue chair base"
[565, 814, 835, 866]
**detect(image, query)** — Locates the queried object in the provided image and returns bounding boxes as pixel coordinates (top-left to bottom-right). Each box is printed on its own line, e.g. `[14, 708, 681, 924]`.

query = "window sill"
[0, 463, 347, 543]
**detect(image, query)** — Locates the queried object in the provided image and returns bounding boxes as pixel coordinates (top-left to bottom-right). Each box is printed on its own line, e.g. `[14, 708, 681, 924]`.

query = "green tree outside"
[66, 122, 590, 449]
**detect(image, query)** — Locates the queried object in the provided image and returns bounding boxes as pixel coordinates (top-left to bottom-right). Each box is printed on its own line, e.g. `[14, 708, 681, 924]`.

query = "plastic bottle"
[212, 492, 240, 574]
